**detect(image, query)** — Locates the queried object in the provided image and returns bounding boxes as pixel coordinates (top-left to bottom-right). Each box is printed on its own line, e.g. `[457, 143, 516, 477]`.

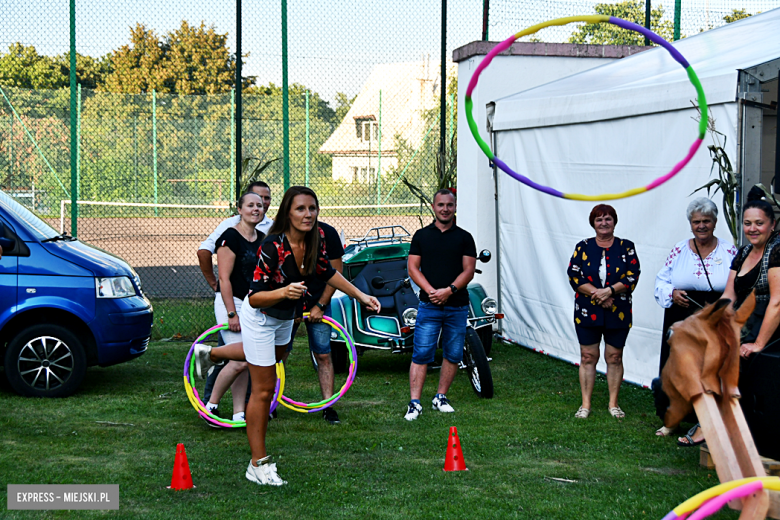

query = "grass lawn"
[0, 338, 737, 519]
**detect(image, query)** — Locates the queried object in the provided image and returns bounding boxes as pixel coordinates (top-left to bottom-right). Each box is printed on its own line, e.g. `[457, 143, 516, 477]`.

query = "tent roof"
[492, 8, 780, 131]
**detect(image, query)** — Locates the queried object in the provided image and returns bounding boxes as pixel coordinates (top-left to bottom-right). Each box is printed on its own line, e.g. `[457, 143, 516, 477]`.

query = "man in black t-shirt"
[404, 189, 477, 421]
[285, 221, 345, 425]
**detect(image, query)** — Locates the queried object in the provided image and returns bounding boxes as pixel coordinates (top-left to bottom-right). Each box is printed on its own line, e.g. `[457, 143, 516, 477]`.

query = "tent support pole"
[492, 130, 502, 334]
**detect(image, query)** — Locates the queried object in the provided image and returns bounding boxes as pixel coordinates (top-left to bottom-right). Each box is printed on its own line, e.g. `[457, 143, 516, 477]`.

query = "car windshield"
[0, 190, 59, 240]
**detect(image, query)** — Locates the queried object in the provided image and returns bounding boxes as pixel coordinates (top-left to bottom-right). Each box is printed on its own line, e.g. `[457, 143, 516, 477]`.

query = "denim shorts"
[412, 301, 468, 365]
[287, 303, 332, 355]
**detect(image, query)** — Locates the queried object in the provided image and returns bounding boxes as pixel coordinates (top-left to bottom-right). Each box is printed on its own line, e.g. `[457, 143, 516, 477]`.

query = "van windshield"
[0, 191, 59, 240]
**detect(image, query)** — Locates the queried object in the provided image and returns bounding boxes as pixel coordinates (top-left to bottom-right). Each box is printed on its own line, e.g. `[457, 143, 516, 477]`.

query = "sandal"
[574, 406, 590, 419]
[677, 424, 705, 447]
[656, 426, 674, 436]
[608, 406, 626, 419]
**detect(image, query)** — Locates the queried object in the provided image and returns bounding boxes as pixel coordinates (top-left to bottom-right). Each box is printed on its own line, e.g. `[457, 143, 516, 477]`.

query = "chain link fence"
[1, 0, 778, 337]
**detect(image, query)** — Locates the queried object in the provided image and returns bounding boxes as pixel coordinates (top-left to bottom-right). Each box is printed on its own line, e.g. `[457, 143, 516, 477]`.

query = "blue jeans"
[412, 302, 468, 365]
[287, 304, 332, 354]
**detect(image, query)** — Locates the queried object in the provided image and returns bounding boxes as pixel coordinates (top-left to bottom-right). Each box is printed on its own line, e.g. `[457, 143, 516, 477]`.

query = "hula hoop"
[278, 313, 358, 413]
[661, 476, 780, 520]
[465, 15, 708, 201]
[183, 324, 285, 429]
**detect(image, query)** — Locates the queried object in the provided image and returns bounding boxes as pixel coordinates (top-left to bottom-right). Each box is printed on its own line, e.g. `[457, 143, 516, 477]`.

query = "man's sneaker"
[193, 343, 214, 379]
[245, 457, 287, 486]
[432, 395, 455, 413]
[404, 401, 423, 421]
[323, 408, 340, 425]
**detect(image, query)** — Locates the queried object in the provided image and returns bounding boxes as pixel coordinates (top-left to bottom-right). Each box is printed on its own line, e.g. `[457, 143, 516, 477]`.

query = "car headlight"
[331, 331, 338, 340]
[96, 276, 136, 298]
[481, 297, 497, 315]
[402, 307, 417, 326]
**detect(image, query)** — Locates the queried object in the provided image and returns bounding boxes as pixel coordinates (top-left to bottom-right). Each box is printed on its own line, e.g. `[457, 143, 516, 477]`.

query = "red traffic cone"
[168, 443, 194, 490]
[443, 426, 468, 471]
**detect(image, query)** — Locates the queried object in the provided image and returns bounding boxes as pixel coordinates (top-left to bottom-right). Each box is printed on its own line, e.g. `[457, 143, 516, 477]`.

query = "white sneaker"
[432, 395, 455, 413]
[245, 457, 287, 486]
[193, 343, 213, 379]
[404, 401, 423, 421]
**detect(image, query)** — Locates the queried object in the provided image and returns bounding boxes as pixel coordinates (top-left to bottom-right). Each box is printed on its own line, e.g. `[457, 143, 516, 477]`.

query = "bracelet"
[609, 286, 615, 296]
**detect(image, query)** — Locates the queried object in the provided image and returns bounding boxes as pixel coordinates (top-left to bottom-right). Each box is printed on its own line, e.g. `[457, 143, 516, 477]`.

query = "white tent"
[478, 10, 780, 386]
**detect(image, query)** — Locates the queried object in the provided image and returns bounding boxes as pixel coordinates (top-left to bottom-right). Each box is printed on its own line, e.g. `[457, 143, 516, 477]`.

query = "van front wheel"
[4, 324, 87, 397]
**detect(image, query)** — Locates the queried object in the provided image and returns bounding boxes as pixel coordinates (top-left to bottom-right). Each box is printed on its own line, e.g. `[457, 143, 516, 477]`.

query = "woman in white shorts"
[195, 186, 380, 486]
[204, 192, 265, 424]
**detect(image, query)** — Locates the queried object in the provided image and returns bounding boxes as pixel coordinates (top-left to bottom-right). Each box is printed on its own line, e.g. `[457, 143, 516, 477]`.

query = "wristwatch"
[449, 284, 458, 294]
[227, 311, 236, 318]
[315, 302, 327, 311]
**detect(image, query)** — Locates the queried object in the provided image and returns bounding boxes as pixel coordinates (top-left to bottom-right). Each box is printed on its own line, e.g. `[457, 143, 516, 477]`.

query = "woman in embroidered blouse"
[653, 198, 737, 445]
[194, 186, 380, 486]
[655, 198, 738, 373]
[567, 204, 640, 420]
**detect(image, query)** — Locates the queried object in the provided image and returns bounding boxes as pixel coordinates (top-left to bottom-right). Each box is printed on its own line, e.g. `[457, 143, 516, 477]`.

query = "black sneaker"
[269, 409, 278, 421]
[323, 408, 340, 425]
[202, 408, 222, 429]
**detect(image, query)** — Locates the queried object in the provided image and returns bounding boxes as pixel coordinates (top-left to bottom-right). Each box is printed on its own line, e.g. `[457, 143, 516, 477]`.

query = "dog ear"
[705, 298, 731, 325]
[734, 291, 756, 326]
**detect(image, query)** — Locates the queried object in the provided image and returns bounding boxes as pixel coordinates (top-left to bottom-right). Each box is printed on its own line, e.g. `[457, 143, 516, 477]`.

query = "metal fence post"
[439, 0, 447, 184]
[153, 90, 158, 215]
[645, 1, 651, 46]
[377, 89, 381, 214]
[69, 0, 78, 235]
[77, 83, 81, 208]
[674, 0, 681, 40]
[482, 0, 489, 41]
[305, 89, 310, 187]
[236, 0, 243, 198]
[230, 88, 236, 203]
[282, 0, 290, 190]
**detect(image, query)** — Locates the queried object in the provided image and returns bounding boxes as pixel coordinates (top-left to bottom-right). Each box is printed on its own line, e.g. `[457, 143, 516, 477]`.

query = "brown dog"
[659, 292, 756, 431]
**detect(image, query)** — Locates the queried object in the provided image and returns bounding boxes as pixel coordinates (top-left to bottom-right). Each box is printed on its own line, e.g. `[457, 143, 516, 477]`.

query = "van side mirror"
[478, 250, 491, 263]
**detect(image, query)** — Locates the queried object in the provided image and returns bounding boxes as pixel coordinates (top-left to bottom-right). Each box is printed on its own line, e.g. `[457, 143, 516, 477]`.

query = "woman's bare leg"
[206, 360, 247, 407]
[579, 343, 600, 410]
[247, 345, 288, 465]
[209, 342, 246, 363]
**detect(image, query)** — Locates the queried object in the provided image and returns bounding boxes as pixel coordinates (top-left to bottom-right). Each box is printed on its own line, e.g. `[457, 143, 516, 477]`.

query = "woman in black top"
[721, 197, 780, 356]
[194, 186, 380, 486]
[203, 192, 265, 423]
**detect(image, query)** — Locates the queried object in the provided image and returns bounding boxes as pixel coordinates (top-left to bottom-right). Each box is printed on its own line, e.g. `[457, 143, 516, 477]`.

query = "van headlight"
[481, 297, 497, 315]
[96, 276, 136, 298]
[402, 308, 417, 326]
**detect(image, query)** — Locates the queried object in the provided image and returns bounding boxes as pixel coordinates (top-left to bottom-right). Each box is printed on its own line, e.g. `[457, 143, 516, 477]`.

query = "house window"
[357, 167, 376, 183]
[361, 121, 378, 142]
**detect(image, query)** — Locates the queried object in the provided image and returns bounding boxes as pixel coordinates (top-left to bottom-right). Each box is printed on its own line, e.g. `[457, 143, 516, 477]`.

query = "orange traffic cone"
[168, 443, 195, 490]
[443, 426, 468, 471]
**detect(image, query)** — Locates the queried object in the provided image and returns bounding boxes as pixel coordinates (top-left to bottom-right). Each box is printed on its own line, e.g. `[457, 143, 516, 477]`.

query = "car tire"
[4, 324, 87, 397]
[309, 342, 349, 374]
[463, 328, 494, 399]
[478, 326, 494, 357]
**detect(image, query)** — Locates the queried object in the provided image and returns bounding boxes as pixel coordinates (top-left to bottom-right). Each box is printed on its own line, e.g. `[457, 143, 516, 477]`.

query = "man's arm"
[197, 216, 237, 292]
[428, 255, 476, 305]
[408, 254, 434, 295]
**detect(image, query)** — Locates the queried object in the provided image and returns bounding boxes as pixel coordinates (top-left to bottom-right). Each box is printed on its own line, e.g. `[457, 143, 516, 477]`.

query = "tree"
[333, 92, 356, 123]
[103, 21, 255, 95]
[0, 43, 65, 89]
[723, 9, 752, 24]
[568, 1, 675, 45]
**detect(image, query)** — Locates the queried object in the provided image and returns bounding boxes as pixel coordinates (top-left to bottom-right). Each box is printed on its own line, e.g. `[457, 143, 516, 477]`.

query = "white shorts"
[214, 293, 244, 345]
[239, 296, 293, 367]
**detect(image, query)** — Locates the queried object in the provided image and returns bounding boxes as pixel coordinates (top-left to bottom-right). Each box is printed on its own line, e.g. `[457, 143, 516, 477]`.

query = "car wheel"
[478, 326, 494, 357]
[309, 342, 349, 374]
[4, 324, 87, 397]
[463, 328, 494, 399]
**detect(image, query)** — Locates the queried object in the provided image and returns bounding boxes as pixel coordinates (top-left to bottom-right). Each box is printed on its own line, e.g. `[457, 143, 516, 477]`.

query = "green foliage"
[568, 1, 676, 45]
[723, 8, 752, 24]
[334, 91, 357, 123]
[0, 43, 66, 89]
[103, 21, 255, 94]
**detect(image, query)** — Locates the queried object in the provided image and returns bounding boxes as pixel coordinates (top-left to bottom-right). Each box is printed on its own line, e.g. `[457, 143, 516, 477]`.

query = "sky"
[1, 0, 777, 105]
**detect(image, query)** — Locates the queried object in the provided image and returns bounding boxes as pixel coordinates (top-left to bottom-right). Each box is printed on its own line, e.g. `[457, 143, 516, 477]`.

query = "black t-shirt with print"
[215, 227, 265, 300]
[409, 222, 477, 307]
[302, 221, 344, 309]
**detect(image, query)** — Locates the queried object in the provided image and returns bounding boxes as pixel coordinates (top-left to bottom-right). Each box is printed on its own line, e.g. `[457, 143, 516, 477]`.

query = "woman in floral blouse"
[567, 204, 640, 420]
[195, 186, 380, 486]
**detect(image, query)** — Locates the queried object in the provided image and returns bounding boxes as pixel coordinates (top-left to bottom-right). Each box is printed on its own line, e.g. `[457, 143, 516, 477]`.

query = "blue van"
[0, 190, 153, 397]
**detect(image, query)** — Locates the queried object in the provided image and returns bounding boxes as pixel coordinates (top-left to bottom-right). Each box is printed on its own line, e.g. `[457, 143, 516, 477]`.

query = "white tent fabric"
[490, 9, 780, 387]
[493, 8, 780, 131]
